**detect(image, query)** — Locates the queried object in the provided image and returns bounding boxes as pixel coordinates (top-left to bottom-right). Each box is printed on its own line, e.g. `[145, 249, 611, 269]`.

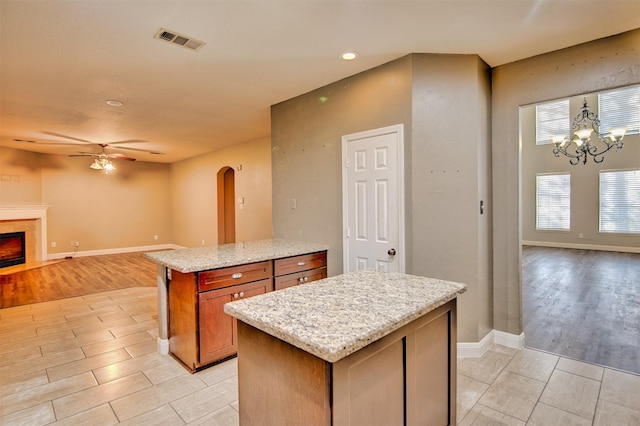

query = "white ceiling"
[1, 1, 639, 164]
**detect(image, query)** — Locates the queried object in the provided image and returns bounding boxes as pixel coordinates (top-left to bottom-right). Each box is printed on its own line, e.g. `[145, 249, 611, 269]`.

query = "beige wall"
[492, 29, 640, 335]
[0, 146, 43, 203]
[170, 137, 272, 248]
[272, 54, 493, 342]
[40, 153, 172, 254]
[521, 92, 640, 251]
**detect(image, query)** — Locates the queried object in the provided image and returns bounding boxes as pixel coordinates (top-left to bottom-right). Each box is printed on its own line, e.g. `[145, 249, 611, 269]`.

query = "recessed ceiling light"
[342, 52, 359, 61]
[106, 100, 123, 107]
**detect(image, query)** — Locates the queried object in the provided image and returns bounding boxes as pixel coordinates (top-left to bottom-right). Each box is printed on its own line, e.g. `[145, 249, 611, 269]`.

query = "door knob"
[388, 248, 396, 256]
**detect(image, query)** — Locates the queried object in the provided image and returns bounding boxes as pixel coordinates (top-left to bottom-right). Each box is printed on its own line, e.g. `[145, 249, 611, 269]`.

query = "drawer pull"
[232, 273, 243, 279]
[233, 293, 240, 299]
[297, 261, 306, 266]
[239, 292, 245, 298]
[298, 276, 309, 284]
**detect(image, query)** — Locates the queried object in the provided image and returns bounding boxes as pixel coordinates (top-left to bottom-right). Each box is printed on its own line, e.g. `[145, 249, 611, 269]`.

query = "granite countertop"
[224, 269, 467, 363]
[143, 239, 329, 273]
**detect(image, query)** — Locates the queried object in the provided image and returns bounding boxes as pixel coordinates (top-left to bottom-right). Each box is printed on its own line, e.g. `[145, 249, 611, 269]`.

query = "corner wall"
[491, 29, 640, 335]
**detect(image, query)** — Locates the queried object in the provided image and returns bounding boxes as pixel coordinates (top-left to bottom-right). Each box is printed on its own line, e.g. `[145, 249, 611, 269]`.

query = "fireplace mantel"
[0, 204, 50, 261]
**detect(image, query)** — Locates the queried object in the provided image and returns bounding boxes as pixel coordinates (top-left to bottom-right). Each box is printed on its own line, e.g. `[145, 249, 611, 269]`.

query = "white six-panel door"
[342, 124, 404, 273]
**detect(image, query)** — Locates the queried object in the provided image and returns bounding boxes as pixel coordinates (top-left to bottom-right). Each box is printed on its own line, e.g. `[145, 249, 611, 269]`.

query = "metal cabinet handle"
[297, 261, 306, 266]
[233, 293, 239, 299]
[298, 277, 304, 284]
[239, 292, 245, 298]
[232, 272, 243, 279]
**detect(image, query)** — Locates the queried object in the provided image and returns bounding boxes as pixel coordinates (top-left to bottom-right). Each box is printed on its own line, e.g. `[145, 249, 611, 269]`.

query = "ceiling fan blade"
[109, 153, 137, 161]
[68, 153, 96, 157]
[15, 139, 86, 146]
[41, 131, 94, 144]
[107, 145, 164, 155]
[107, 139, 148, 145]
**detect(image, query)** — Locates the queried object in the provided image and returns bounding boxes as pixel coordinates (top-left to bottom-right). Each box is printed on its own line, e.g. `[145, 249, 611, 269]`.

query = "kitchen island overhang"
[225, 269, 467, 425]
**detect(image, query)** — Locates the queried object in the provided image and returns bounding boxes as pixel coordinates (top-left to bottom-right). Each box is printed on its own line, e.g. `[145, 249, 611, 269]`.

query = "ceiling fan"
[71, 144, 135, 172]
[13, 132, 164, 172]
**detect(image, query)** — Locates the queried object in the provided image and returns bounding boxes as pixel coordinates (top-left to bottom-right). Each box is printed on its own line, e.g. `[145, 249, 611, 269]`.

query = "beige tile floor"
[1, 287, 639, 425]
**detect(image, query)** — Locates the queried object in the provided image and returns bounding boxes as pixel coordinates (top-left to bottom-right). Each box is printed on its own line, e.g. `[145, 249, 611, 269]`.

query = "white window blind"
[599, 169, 640, 234]
[598, 86, 640, 135]
[536, 173, 571, 230]
[536, 99, 570, 145]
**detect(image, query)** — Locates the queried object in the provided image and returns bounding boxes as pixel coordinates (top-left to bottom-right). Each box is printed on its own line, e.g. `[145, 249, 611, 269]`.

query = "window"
[536, 99, 570, 145]
[599, 169, 640, 234]
[536, 173, 571, 230]
[598, 86, 640, 135]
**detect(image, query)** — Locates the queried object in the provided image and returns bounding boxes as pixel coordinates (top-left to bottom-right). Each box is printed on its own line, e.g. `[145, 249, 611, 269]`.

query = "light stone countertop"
[144, 239, 329, 273]
[224, 269, 467, 363]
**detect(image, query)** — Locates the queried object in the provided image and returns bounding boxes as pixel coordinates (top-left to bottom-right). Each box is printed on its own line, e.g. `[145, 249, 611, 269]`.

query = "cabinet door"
[199, 278, 272, 366]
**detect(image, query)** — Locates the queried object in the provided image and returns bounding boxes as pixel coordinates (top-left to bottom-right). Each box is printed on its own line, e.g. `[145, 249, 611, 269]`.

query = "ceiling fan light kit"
[90, 157, 116, 173]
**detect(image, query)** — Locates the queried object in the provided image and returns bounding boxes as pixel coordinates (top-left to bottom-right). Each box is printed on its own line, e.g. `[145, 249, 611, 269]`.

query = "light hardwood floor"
[522, 246, 640, 375]
[0, 252, 157, 308]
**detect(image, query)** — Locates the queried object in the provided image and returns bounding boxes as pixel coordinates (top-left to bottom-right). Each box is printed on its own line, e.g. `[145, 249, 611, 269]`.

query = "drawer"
[274, 251, 327, 276]
[275, 267, 327, 291]
[198, 261, 273, 292]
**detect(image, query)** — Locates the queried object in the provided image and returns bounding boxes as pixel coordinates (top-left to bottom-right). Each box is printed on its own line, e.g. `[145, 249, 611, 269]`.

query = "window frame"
[598, 86, 640, 136]
[535, 99, 570, 145]
[599, 169, 640, 235]
[536, 172, 571, 231]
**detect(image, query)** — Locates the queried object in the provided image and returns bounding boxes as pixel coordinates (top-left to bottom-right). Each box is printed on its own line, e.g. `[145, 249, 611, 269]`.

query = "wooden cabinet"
[274, 251, 327, 290]
[167, 251, 326, 372]
[236, 299, 457, 425]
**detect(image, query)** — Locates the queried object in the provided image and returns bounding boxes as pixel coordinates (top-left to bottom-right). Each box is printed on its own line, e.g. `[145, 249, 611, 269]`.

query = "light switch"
[291, 199, 297, 209]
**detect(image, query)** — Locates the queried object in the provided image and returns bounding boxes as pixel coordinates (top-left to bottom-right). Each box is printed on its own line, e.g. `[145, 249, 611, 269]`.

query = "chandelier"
[89, 156, 116, 173]
[551, 99, 626, 165]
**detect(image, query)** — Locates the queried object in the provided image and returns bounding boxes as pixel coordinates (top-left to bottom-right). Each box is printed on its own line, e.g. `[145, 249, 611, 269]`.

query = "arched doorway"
[217, 166, 236, 244]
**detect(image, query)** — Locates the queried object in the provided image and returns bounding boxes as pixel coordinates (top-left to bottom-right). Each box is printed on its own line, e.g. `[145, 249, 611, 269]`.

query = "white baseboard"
[458, 330, 525, 358]
[47, 244, 184, 260]
[523, 240, 640, 254]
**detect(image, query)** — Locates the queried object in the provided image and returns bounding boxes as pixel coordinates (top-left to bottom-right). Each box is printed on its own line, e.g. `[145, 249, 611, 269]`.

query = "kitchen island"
[225, 269, 467, 425]
[144, 239, 328, 370]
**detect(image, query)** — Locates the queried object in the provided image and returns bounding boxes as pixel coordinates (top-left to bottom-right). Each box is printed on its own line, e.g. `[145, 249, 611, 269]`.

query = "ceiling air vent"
[154, 28, 205, 52]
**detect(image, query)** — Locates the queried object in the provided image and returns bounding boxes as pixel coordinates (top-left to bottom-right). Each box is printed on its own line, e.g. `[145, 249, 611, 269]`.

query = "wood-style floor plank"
[522, 246, 640, 375]
[0, 252, 157, 308]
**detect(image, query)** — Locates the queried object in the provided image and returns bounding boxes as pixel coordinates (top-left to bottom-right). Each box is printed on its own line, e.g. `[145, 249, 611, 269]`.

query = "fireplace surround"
[0, 205, 50, 264]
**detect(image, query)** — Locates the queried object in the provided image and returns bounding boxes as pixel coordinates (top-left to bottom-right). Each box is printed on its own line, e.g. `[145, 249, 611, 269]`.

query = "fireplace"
[0, 231, 26, 268]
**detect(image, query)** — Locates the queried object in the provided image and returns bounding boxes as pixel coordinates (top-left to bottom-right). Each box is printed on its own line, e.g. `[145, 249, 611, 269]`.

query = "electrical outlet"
[51, 241, 56, 248]
[75, 241, 80, 247]
[154, 234, 159, 240]
[579, 233, 584, 239]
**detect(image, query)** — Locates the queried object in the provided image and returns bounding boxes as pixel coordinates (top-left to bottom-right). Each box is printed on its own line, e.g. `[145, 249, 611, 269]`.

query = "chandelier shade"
[551, 99, 626, 165]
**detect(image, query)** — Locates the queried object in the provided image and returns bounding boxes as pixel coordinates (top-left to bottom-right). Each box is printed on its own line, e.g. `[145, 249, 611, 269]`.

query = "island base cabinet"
[236, 299, 456, 426]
